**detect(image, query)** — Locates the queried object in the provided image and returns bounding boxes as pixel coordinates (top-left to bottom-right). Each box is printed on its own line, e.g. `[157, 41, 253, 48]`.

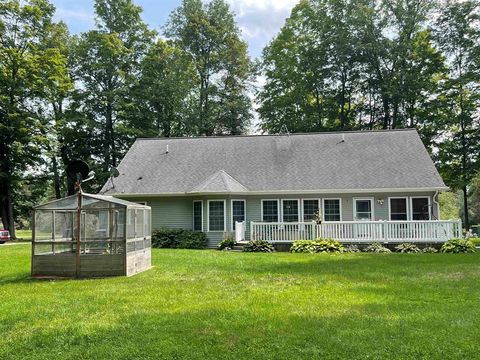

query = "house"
[101, 129, 462, 248]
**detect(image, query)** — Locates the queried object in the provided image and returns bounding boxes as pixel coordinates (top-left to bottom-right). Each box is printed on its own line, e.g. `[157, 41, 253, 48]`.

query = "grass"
[13, 229, 32, 241]
[1, 245, 479, 360]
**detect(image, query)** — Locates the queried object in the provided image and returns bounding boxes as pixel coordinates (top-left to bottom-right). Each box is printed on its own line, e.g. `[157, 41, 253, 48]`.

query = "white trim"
[231, 199, 246, 231]
[281, 199, 300, 222]
[261, 199, 280, 222]
[111, 187, 449, 198]
[207, 199, 226, 232]
[410, 196, 431, 220]
[301, 198, 321, 222]
[192, 200, 203, 232]
[353, 197, 375, 221]
[388, 197, 409, 221]
[322, 198, 342, 221]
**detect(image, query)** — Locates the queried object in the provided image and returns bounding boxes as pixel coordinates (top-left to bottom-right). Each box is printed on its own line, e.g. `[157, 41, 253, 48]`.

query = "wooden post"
[75, 187, 82, 278]
[31, 211, 36, 277]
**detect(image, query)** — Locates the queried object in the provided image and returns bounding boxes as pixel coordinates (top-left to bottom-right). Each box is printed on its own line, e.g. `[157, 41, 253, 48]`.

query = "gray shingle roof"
[102, 129, 447, 195]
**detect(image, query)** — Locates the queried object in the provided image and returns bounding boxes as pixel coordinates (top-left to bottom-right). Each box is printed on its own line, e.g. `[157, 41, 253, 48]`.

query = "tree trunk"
[105, 101, 113, 172]
[52, 156, 61, 199]
[463, 185, 469, 231]
[0, 181, 16, 239]
[382, 96, 390, 129]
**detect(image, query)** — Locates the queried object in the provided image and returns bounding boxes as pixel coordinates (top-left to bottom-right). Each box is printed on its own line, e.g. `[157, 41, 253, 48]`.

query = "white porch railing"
[250, 220, 462, 243]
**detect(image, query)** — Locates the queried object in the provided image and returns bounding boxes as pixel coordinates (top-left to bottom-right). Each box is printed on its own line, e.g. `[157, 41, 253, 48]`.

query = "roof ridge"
[134, 128, 417, 141]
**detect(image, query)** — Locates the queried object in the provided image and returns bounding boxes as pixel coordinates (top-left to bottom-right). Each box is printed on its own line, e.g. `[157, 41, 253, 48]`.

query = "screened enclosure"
[32, 193, 151, 278]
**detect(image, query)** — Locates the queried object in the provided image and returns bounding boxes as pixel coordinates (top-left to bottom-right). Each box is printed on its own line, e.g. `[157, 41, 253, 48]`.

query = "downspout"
[433, 190, 440, 220]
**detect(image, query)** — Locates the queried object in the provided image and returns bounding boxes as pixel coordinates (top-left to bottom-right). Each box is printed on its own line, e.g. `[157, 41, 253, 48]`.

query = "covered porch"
[236, 220, 462, 243]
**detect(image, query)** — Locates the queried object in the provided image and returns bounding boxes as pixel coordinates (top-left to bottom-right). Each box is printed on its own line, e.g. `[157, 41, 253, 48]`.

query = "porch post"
[382, 220, 387, 243]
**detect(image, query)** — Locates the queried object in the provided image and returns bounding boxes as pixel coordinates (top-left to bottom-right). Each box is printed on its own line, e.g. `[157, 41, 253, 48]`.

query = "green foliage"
[364, 243, 391, 253]
[242, 240, 274, 253]
[218, 237, 236, 250]
[290, 239, 344, 253]
[152, 228, 207, 249]
[395, 243, 422, 253]
[259, 0, 445, 134]
[439, 192, 461, 220]
[441, 239, 476, 253]
[468, 238, 480, 246]
[132, 40, 195, 138]
[72, 0, 154, 188]
[422, 246, 438, 253]
[165, 0, 253, 135]
[0, 0, 70, 237]
[290, 240, 319, 253]
[434, 1, 480, 229]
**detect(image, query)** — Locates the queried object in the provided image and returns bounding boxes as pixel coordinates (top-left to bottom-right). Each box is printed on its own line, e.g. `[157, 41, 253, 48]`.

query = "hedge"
[152, 228, 207, 249]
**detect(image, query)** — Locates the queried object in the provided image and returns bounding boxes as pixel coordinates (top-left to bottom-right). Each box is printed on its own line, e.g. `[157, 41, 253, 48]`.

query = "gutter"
[111, 187, 450, 198]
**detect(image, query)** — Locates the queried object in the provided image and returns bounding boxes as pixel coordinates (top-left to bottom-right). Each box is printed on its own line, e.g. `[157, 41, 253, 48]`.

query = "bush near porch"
[1, 245, 480, 359]
[151, 228, 207, 249]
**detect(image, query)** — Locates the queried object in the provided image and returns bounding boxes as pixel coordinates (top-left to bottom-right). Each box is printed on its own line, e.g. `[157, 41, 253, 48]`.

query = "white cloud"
[54, 8, 95, 27]
[204, 0, 299, 57]
[228, 0, 298, 39]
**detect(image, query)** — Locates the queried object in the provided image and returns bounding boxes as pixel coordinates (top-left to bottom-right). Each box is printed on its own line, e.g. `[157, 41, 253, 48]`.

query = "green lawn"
[1, 245, 479, 360]
[13, 229, 32, 241]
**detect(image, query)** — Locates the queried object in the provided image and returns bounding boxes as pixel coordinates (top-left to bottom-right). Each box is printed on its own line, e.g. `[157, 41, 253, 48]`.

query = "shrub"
[344, 244, 361, 253]
[218, 237, 236, 250]
[395, 243, 421, 253]
[315, 239, 344, 253]
[290, 239, 344, 253]
[440, 239, 476, 253]
[363, 242, 391, 253]
[422, 246, 438, 253]
[468, 237, 480, 246]
[290, 240, 318, 253]
[152, 228, 207, 249]
[243, 240, 274, 253]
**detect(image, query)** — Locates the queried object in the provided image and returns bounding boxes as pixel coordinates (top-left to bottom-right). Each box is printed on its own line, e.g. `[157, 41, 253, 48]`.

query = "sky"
[51, 0, 299, 59]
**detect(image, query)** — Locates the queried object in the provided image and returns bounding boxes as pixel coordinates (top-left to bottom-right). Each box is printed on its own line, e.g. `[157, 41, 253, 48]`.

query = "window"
[208, 200, 225, 231]
[303, 199, 320, 222]
[353, 198, 373, 220]
[411, 197, 430, 220]
[262, 200, 279, 222]
[323, 199, 341, 221]
[193, 201, 203, 231]
[231, 200, 246, 230]
[389, 198, 408, 220]
[282, 199, 299, 222]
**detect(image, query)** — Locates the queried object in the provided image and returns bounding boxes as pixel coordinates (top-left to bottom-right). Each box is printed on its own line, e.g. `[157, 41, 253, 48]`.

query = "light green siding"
[118, 192, 439, 248]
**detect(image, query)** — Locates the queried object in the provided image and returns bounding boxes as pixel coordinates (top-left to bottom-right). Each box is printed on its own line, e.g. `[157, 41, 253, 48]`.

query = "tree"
[131, 40, 195, 138]
[435, 0, 480, 230]
[0, 0, 69, 237]
[39, 21, 73, 199]
[164, 0, 253, 136]
[258, 0, 445, 135]
[438, 191, 461, 220]
[73, 0, 154, 187]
